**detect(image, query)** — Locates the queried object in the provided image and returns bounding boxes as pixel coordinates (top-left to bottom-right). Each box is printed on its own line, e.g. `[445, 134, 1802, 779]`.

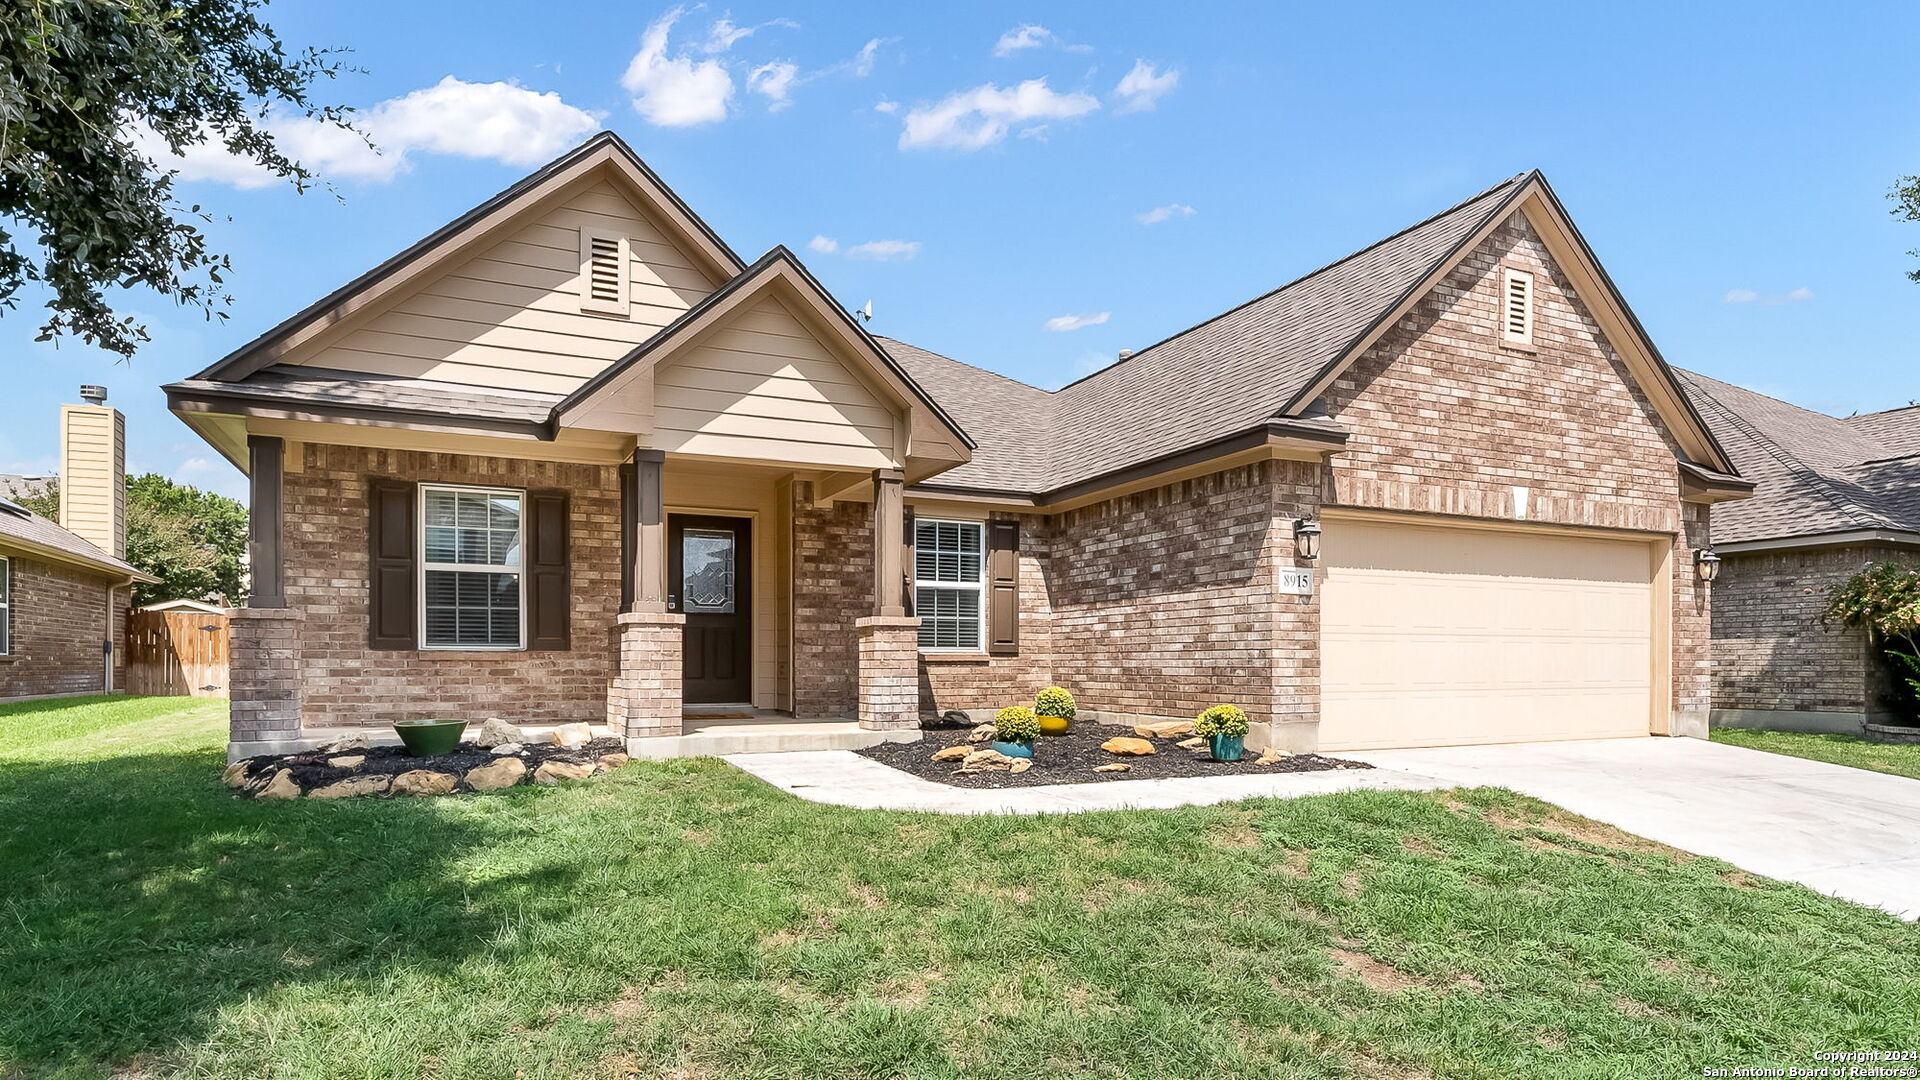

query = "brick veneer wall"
[790, 483, 873, 719]
[1712, 544, 1902, 718]
[0, 552, 125, 700]
[283, 444, 621, 728]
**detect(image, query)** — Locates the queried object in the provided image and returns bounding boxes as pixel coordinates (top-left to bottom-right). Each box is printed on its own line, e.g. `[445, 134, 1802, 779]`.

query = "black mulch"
[235, 736, 627, 791]
[856, 723, 1371, 788]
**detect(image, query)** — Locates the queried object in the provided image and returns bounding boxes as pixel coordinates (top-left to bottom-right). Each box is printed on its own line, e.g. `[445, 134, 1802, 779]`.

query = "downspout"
[105, 574, 136, 694]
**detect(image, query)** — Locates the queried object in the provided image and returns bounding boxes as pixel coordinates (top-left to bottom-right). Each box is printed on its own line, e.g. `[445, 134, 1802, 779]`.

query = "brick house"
[1677, 370, 1920, 734]
[0, 392, 154, 702]
[163, 133, 1752, 761]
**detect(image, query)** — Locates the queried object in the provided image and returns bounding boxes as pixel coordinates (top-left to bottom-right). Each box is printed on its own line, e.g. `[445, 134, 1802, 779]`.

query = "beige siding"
[58, 405, 125, 560]
[651, 298, 899, 469]
[284, 180, 717, 394]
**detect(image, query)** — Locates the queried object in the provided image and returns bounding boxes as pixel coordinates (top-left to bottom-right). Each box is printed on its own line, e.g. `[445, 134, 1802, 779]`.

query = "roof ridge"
[1051, 171, 1533, 395]
[1678, 370, 1893, 530]
[872, 336, 1052, 397]
[1847, 401, 1920, 421]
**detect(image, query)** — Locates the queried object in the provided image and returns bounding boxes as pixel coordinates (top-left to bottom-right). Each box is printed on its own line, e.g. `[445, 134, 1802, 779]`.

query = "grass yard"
[1712, 726, 1920, 780]
[2, 698, 1917, 1080]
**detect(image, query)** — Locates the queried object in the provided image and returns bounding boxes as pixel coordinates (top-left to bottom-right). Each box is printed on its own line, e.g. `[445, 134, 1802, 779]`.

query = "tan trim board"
[1715, 529, 1920, 554]
[1319, 505, 1671, 543]
[244, 417, 632, 465]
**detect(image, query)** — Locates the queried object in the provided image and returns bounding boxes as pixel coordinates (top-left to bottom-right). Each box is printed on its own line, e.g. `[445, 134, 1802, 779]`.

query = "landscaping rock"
[1176, 737, 1207, 750]
[595, 753, 630, 773]
[962, 748, 1015, 769]
[310, 775, 391, 799]
[317, 733, 369, 753]
[392, 770, 457, 797]
[257, 769, 302, 799]
[473, 717, 525, 748]
[931, 745, 972, 762]
[490, 742, 524, 755]
[1010, 759, 1032, 774]
[465, 757, 528, 790]
[1255, 747, 1289, 766]
[550, 723, 593, 749]
[1093, 763, 1132, 773]
[1133, 721, 1194, 739]
[534, 760, 595, 785]
[222, 761, 252, 789]
[967, 723, 996, 743]
[326, 754, 366, 768]
[1100, 737, 1157, 756]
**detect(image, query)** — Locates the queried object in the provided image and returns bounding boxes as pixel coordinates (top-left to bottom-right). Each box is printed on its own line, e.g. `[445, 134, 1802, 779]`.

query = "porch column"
[856, 467, 920, 730]
[228, 435, 303, 759]
[610, 449, 683, 741]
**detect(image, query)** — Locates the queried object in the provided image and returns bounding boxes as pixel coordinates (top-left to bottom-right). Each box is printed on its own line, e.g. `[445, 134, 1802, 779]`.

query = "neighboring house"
[1677, 370, 1920, 733]
[0, 474, 54, 502]
[163, 133, 1751, 761]
[0, 391, 155, 702]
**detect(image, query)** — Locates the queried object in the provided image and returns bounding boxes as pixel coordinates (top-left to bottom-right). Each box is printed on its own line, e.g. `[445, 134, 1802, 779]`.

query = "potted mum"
[1193, 705, 1250, 763]
[1034, 686, 1077, 735]
[991, 706, 1041, 759]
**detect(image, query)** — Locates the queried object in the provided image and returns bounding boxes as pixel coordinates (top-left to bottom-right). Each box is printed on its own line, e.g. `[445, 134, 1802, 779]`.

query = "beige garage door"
[1319, 516, 1655, 751]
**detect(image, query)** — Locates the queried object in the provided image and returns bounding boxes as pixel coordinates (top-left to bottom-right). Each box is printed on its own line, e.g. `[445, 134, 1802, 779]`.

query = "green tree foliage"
[1824, 561, 1920, 722]
[0, 0, 360, 355]
[21, 475, 247, 606]
[1892, 176, 1920, 283]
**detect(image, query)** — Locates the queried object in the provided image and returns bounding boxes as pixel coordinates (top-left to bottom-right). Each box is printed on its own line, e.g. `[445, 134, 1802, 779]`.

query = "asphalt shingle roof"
[0, 501, 144, 579]
[171, 366, 560, 426]
[1847, 405, 1920, 460]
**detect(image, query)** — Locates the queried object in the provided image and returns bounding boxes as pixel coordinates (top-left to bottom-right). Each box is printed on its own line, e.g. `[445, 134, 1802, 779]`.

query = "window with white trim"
[579, 227, 629, 315]
[914, 519, 984, 651]
[420, 484, 525, 649]
[1501, 266, 1534, 345]
[0, 555, 9, 655]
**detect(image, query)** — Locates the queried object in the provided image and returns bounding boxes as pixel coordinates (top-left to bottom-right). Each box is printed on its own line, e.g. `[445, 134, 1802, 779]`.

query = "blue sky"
[5, 0, 1918, 501]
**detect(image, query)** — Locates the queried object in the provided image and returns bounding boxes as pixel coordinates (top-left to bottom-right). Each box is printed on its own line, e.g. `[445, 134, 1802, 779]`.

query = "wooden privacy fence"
[126, 610, 230, 697]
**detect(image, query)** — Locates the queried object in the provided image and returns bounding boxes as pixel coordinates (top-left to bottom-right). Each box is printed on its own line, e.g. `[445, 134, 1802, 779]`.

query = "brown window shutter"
[901, 504, 915, 617]
[986, 519, 1019, 655]
[527, 490, 571, 650]
[367, 479, 417, 650]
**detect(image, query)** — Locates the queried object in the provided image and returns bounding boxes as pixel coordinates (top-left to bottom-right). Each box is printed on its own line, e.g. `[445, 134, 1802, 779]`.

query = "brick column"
[609, 610, 685, 739]
[856, 615, 921, 730]
[227, 607, 303, 749]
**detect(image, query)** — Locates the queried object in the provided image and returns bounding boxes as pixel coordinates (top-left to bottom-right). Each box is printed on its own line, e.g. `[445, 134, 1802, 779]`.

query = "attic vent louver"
[579, 228, 630, 315]
[1501, 266, 1534, 345]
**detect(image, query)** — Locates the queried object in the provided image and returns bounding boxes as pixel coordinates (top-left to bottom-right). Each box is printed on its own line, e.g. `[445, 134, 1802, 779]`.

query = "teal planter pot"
[394, 718, 468, 757]
[990, 739, 1035, 759]
[1208, 734, 1245, 762]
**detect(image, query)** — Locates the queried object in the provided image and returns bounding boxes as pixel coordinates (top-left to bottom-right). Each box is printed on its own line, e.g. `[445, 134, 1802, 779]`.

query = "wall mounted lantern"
[1694, 548, 1722, 584]
[1293, 517, 1322, 562]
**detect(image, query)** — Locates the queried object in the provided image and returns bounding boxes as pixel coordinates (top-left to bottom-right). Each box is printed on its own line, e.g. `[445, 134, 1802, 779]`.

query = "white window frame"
[418, 483, 527, 652]
[913, 518, 986, 653]
[0, 555, 9, 656]
[579, 227, 630, 316]
[1501, 266, 1535, 346]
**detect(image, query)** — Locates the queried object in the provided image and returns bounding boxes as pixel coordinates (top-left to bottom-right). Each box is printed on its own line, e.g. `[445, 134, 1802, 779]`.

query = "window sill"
[412, 649, 529, 660]
[919, 651, 994, 663]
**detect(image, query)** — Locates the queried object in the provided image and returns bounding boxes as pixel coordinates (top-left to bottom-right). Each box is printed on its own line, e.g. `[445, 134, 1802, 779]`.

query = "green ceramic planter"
[394, 718, 468, 757]
[1208, 734, 1245, 762]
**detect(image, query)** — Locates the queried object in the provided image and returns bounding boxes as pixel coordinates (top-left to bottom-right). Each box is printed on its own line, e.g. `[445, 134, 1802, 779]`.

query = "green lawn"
[2, 698, 1916, 1080]
[1712, 726, 1920, 780]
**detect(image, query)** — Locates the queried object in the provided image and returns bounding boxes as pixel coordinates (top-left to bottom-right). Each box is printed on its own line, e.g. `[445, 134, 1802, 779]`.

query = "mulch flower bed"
[856, 723, 1371, 789]
[223, 736, 629, 799]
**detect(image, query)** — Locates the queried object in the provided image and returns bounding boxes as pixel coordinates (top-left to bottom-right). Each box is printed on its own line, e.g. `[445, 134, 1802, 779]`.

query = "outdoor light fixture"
[1293, 517, 1322, 562]
[1694, 548, 1722, 584]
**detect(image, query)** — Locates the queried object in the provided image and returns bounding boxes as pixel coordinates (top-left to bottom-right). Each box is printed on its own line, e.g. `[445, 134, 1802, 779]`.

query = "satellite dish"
[857, 300, 873, 323]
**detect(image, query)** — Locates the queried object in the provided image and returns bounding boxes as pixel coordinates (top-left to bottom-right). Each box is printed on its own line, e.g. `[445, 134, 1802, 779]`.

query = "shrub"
[1824, 562, 1920, 721]
[1193, 704, 1250, 739]
[993, 706, 1040, 743]
[1034, 686, 1077, 720]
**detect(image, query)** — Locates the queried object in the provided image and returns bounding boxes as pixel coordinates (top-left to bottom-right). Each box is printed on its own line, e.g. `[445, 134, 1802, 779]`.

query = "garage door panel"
[1319, 518, 1654, 751]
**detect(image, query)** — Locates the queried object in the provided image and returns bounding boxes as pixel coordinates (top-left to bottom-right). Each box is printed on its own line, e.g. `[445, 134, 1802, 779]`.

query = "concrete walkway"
[723, 750, 1447, 815]
[1347, 737, 1920, 920]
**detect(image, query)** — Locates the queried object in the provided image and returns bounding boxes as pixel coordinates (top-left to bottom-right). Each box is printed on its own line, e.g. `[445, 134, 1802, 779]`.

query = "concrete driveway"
[1347, 737, 1920, 920]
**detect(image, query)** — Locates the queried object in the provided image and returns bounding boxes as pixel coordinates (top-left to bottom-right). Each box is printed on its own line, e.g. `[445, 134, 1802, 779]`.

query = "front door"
[669, 514, 752, 704]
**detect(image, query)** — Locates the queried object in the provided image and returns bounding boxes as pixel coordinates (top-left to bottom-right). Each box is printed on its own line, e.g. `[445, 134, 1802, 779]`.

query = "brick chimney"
[59, 385, 126, 560]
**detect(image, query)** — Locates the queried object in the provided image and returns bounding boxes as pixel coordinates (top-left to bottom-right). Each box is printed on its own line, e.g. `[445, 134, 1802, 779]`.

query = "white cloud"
[807, 235, 840, 254]
[748, 61, 800, 109]
[993, 24, 1053, 56]
[1724, 286, 1813, 305]
[622, 6, 735, 126]
[1137, 202, 1196, 225]
[137, 76, 600, 187]
[833, 38, 887, 79]
[702, 16, 797, 54]
[874, 99, 900, 115]
[1044, 311, 1110, 332]
[1113, 60, 1179, 113]
[844, 239, 919, 261]
[898, 79, 1099, 151]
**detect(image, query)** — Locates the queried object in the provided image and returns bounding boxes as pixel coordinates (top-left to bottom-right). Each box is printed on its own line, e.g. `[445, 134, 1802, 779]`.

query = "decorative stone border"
[222, 734, 630, 799]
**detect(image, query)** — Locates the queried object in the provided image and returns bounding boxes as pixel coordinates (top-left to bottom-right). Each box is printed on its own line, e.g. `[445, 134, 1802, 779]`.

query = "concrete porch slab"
[627, 720, 921, 759]
[723, 749, 1448, 815]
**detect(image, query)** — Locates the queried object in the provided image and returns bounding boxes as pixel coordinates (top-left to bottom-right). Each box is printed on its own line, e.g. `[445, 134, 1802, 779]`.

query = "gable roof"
[0, 499, 150, 581]
[190, 132, 745, 385]
[1847, 404, 1920, 459]
[1677, 368, 1920, 546]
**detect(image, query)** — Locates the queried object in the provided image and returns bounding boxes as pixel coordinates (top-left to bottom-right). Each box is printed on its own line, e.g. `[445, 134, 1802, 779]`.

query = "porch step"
[626, 720, 921, 759]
